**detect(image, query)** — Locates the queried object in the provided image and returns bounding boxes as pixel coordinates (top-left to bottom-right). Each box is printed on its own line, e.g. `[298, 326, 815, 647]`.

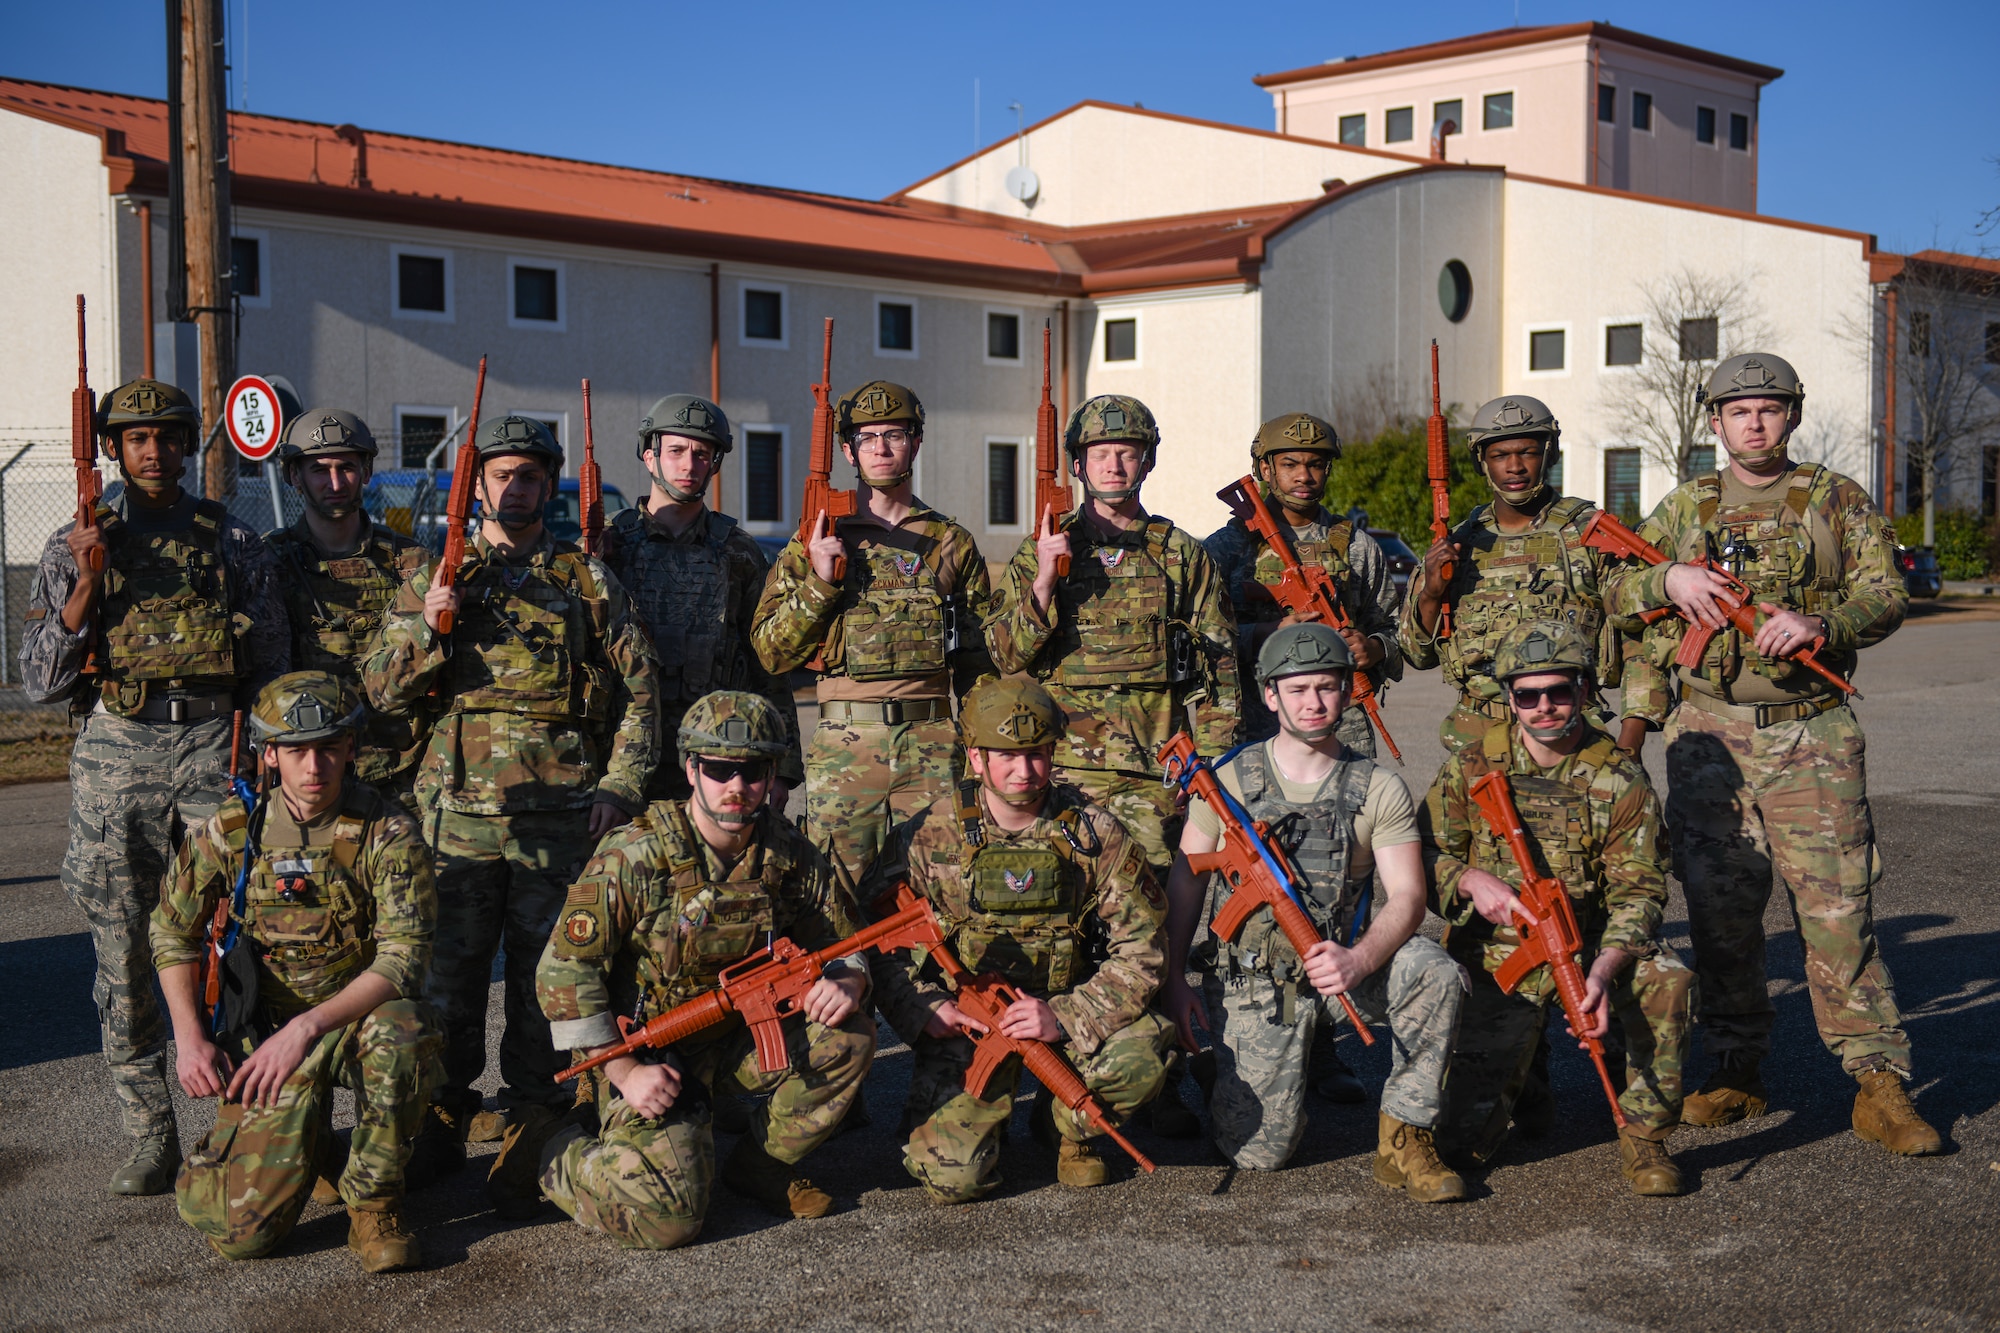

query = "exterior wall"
[1594, 47, 1761, 211]
[903, 105, 1413, 226]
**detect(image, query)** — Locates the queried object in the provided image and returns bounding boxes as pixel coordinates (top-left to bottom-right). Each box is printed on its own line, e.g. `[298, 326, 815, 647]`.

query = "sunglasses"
[1509, 683, 1579, 709]
[695, 757, 774, 785]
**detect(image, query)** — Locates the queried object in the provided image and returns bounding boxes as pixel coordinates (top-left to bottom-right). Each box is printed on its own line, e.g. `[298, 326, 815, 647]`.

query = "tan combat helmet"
[960, 678, 1067, 751]
[249, 671, 366, 746]
[678, 690, 790, 760]
[278, 408, 379, 462]
[96, 378, 200, 457]
[836, 381, 925, 441]
[1701, 353, 1805, 410]
[1251, 411, 1340, 462]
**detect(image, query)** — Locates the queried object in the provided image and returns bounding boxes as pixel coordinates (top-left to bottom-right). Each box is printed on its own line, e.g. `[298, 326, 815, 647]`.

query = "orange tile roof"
[1254, 22, 1782, 89]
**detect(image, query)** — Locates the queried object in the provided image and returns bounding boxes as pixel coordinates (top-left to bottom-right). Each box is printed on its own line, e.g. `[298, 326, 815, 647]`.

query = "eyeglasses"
[1509, 683, 1579, 709]
[851, 429, 912, 448]
[695, 757, 774, 785]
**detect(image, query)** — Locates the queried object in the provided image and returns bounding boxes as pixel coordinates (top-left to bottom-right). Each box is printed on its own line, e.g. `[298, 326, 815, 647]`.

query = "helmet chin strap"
[693, 773, 762, 828]
[1272, 691, 1342, 744]
[647, 456, 707, 504]
[981, 771, 1050, 810]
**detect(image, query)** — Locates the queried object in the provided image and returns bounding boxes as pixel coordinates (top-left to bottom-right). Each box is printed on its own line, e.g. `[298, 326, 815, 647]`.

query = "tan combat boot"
[486, 1104, 559, 1221]
[1056, 1136, 1110, 1189]
[721, 1138, 833, 1219]
[1371, 1113, 1466, 1203]
[1681, 1054, 1769, 1127]
[466, 1109, 506, 1144]
[1852, 1070, 1943, 1156]
[347, 1204, 423, 1273]
[1617, 1126, 1685, 1197]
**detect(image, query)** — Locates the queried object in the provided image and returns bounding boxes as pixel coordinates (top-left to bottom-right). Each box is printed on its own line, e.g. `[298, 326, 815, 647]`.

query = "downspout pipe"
[1882, 283, 1898, 518]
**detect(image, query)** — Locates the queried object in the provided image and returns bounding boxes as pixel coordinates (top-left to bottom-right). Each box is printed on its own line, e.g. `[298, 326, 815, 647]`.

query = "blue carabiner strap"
[1172, 742, 1315, 921]
[211, 776, 261, 1035]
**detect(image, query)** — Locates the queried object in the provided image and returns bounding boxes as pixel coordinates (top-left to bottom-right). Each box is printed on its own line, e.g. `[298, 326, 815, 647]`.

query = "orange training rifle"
[432, 355, 487, 636]
[1215, 474, 1402, 764]
[1466, 771, 1628, 1129]
[797, 317, 857, 580]
[1158, 733, 1376, 1046]
[1426, 340, 1455, 639]
[1034, 321, 1071, 575]
[579, 377, 603, 557]
[73, 295, 102, 572]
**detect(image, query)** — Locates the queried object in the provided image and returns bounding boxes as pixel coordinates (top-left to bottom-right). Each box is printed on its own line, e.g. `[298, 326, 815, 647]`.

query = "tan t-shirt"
[1187, 741, 1418, 878]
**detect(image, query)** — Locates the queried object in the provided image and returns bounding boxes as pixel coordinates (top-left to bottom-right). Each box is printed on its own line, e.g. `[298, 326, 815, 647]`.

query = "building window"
[1689, 444, 1717, 476]
[510, 262, 561, 326]
[1433, 99, 1463, 132]
[875, 298, 917, 357]
[1104, 318, 1137, 363]
[744, 429, 784, 523]
[1985, 321, 2000, 364]
[987, 441, 1020, 528]
[1339, 113, 1366, 146]
[1632, 91, 1653, 132]
[1983, 446, 1997, 519]
[741, 285, 786, 346]
[1483, 92, 1514, 131]
[1908, 311, 1931, 358]
[231, 236, 261, 299]
[1696, 106, 1717, 145]
[1729, 112, 1750, 151]
[1604, 448, 1642, 524]
[1438, 260, 1473, 323]
[1385, 106, 1414, 142]
[399, 411, 449, 469]
[394, 249, 450, 318]
[1605, 323, 1643, 366]
[1597, 83, 1616, 123]
[1679, 317, 1718, 361]
[1529, 328, 1566, 372]
[987, 311, 1021, 361]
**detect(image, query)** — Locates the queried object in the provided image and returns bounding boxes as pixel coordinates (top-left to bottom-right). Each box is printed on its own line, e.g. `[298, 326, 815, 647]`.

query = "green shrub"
[1892, 508, 1996, 580]
[1322, 423, 1490, 552]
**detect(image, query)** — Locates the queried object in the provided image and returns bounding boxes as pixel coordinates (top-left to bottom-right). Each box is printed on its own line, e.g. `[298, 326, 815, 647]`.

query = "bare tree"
[1327, 362, 1418, 443]
[1882, 254, 2000, 546]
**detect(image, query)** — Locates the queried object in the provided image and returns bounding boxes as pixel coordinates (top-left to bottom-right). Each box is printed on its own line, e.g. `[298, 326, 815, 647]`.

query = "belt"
[1679, 691, 1843, 728]
[820, 697, 951, 726]
[98, 690, 234, 723]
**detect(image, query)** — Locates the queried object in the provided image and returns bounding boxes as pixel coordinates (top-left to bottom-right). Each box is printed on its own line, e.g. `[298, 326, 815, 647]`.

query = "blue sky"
[10, 1, 1996, 254]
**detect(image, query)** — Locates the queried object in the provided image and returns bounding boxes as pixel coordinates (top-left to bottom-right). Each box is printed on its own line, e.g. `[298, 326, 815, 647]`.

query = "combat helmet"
[1463, 395, 1561, 460]
[1701, 353, 1805, 410]
[678, 690, 790, 761]
[1256, 622, 1355, 685]
[1063, 394, 1160, 463]
[1251, 411, 1340, 462]
[248, 670, 366, 746]
[95, 378, 200, 457]
[638, 394, 733, 458]
[1491, 619, 1596, 682]
[960, 679, 1066, 751]
[836, 381, 925, 441]
[277, 408, 379, 462]
[475, 414, 564, 468]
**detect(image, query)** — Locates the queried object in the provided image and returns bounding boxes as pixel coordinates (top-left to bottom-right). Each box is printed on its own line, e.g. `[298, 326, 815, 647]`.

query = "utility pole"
[173, 0, 235, 497]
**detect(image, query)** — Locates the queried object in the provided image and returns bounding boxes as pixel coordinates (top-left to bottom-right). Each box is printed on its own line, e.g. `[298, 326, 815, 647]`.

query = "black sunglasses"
[695, 757, 774, 785]
[1509, 683, 1580, 709]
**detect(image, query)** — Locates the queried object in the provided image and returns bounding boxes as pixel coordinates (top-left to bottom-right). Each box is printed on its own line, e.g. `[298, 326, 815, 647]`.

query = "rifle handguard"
[433, 355, 489, 637]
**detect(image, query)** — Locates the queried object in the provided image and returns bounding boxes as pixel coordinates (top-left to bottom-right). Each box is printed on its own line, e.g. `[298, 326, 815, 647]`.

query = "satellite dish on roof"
[1004, 165, 1040, 204]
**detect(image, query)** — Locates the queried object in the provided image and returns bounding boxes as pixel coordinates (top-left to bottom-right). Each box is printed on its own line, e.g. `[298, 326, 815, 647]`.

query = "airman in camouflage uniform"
[753, 381, 994, 880]
[1203, 412, 1402, 756]
[18, 377, 288, 1195]
[1400, 395, 1661, 754]
[1161, 626, 1465, 1197]
[864, 679, 1172, 1202]
[1421, 622, 1691, 1195]
[150, 673, 440, 1270]
[362, 415, 660, 1170]
[488, 692, 874, 1247]
[1601, 353, 1941, 1156]
[265, 409, 432, 816]
[600, 394, 803, 803]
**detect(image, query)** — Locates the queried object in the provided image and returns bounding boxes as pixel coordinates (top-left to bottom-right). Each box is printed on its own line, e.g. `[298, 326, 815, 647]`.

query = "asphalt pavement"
[2, 617, 1996, 1332]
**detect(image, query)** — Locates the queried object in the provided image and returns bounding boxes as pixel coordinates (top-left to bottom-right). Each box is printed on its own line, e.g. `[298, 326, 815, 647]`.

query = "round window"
[1438, 260, 1473, 323]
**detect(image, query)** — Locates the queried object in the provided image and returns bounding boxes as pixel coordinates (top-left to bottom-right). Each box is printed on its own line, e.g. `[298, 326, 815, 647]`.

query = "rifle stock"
[1158, 733, 1375, 1045]
[1034, 321, 1071, 575]
[1426, 340, 1454, 639]
[1216, 475, 1402, 763]
[72, 295, 103, 573]
[797, 318, 857, 580]
[1466, 771, 1627, 1128]
[579, 377, 603, 557]
[433, 355, 488, 636]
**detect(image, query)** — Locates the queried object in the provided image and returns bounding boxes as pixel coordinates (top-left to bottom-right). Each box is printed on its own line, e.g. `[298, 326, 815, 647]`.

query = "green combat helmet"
[678, 690, 790, 760]
[476, 415, 565, 468]
[1251, 411, 1339, 461]
[638, 394, 733, 458]
[1257, 622, 1354, 685]
[1701, 353, 1805, 409]
[277, 408, 379, 462]
[249, 670, 367, 746]
[96, 378, 201, 456]
[836, 381, 925, 440]
[1464, 395, 1560, 461]
[1491, 619, 1596, 682]
[960, 678, 1066, 750]
[1064, 393, 1160, 463]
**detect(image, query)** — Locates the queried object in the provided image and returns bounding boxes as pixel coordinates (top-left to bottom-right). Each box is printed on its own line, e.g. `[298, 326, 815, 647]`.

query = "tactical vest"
[943, 782, 1101, 995]
[213, 784, 382, 1019]
[607, 507, 736, 704]
[1244, 516, 1357, 623]
[1047, 518, 1182, 687]
[94, 498, 242, 709]
[444, 545, 614, 723]
[1216, 743, 1375, 973]
[622, 803, 796, 1014]
[836, 538, 954, 681]
[1442, 498, 1616, 695]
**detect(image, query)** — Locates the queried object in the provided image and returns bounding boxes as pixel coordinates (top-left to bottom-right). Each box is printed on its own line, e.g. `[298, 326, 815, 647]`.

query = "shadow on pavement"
[0, 931, 98, 1070]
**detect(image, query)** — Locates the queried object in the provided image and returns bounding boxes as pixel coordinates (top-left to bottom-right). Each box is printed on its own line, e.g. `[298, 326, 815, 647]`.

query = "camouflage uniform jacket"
[865, 783, 1166, 1056]
[361, 531, 660, 816]
[986, 511, 1241, 772]
[535, 801, 862, 1052]
[1397, 495, 1666, 725]
[751, 501, 995, 697]
[1421, 720, 1668, 966]
[1601, 462, 1904, 704]
[266, 517, 432, 784]
[18, 488, 289, 707]
[599, 502, 803, 785]
[150, 780, 436, 1018]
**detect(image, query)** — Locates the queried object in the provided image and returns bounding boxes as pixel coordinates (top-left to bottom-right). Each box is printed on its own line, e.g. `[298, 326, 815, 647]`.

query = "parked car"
[363, 470, 631, 551]
[1367, 529, 1419, 604]
[1894, 544, 1942, 599]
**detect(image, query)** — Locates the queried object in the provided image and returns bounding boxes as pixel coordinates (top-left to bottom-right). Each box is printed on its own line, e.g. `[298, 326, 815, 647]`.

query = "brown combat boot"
[1681, 1053, 1769, 1127]
[1852, 1070, 1943, 1156]
[1371, 1113, 1466, 1203]
[1056, 1136, 1109, 1188]
[486, 1104, 559, 1221]
[466, 1109, 507, 1144]
[346, 1205, 423, 1273]
[1617, 1126, 1685, 1197]
[721, 1138, 833, 1219]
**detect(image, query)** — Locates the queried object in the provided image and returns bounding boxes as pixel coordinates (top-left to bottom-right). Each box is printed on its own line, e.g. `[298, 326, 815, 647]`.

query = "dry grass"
[0, 713, 74, 786]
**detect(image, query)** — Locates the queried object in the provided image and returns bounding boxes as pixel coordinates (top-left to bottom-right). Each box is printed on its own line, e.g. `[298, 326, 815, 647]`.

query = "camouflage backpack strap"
[190, 497, 228, 552]
[1693, 473, 1724, 527]
[325, 781, 383, 872]
[1571, 730, 1624, 864]
[551, 546, 612, 641]
[1786, 463, 1845, 593]
[955, 780, 986, 857]
[1322, 516, 1354, 564]
[705, 509, 740, 552]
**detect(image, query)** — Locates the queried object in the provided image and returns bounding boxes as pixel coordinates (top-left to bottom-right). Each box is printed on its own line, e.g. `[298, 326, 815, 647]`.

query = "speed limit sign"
[224, 374, 284, 460]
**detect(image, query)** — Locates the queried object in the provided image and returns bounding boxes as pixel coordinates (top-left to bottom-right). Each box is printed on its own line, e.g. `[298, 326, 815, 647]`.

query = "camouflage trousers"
[901, 1011, 1173, 1204]
[426, 806, 595, 1119]
[1057, 769, 1179, 878]
[805, 712, 960, 880]
[543, 1010, 874, 1248]
[62, 709, 233, 1140]
[177, 998, 440, 1259]
[1204, 935, 1463, 1171]
[1665, 700, 1908, 1076]
[1439, 935, 1692, 1158]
